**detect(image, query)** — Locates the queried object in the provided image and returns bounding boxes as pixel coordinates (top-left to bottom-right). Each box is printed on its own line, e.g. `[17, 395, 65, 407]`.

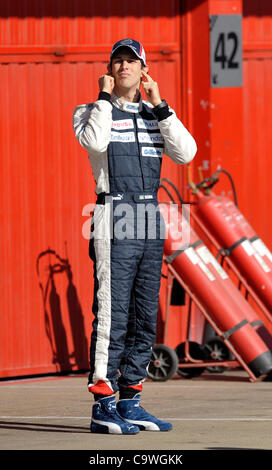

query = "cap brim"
[110, 45, 146, 65]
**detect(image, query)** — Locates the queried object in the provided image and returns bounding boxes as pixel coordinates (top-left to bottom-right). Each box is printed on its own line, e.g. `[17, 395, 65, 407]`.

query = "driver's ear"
[142, 65, 149, 74]
[107, 63, 112, 75]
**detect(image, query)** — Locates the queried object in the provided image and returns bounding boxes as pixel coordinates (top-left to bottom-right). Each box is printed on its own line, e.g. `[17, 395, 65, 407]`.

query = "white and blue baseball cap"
[110, 38, 147, 66]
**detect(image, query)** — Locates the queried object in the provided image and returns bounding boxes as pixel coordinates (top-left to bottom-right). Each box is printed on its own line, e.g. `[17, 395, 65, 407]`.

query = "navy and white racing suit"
[73, 91, 197, 396]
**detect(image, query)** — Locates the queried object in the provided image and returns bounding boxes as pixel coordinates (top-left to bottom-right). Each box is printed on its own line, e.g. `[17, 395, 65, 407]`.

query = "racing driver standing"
[73, 38, 197, 435]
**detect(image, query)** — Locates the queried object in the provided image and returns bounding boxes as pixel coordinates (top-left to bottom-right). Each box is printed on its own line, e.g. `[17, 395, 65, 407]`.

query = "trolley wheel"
[147, 344, 179, 382]
[204, 338, 230, 373]
[175, 341, 206, 379]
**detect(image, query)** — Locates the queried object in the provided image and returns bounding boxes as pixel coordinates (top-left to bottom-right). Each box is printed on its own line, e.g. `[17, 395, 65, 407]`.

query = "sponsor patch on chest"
[110, 131, 135, 142]
[111, 119, 134, 130]
[141, 147, 163, 158]
[138, 132, 164, 144]
[137, 118, 159, 130]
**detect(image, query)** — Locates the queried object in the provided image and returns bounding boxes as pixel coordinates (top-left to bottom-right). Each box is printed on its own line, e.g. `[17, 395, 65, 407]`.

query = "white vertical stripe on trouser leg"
[92, 203, 113, 390]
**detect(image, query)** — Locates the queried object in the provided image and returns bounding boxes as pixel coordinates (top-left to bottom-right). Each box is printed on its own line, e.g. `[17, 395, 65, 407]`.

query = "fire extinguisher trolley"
[147, 178, 272, 383]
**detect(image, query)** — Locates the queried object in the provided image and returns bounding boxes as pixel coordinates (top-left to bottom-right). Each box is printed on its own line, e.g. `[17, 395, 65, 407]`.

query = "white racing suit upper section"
[73, 92, 197, 196]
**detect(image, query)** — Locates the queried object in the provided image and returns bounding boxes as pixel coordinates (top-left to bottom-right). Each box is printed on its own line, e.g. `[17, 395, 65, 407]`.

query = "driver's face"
[110, 49, 143, 90]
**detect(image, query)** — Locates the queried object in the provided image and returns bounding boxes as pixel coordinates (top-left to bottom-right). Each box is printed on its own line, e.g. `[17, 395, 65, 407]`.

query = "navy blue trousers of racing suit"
[89, 198, 165, 395]
[87, 102, 165, 396]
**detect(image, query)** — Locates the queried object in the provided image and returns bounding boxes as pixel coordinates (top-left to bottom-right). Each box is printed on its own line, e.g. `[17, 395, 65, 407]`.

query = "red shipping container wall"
[242, 1, 272, 247]
[1, 0, 272, 377]
[0, 0, 187, 377]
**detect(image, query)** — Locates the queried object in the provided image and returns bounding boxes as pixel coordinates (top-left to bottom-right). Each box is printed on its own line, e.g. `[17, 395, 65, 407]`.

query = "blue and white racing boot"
[117, 393, 172, 432]
[90, 395, 140, 434]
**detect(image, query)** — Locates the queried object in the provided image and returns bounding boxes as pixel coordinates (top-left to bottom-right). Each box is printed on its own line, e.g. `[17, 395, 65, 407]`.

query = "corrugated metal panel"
[0, 1, 187, 377]
[242, 1, 272, 248]
[0, 61, 92, 376]
[0, 0, 180, 48]
[242, 58, 272, 240]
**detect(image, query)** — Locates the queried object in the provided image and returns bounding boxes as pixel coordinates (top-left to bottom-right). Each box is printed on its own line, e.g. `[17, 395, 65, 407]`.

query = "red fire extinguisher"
[197, 168, 272, 273]
[190, 180, 272, 315]
[221, 198, 272, 272]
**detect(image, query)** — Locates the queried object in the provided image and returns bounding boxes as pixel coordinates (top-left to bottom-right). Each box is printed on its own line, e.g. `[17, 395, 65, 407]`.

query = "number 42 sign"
[210, 15, 242, 88]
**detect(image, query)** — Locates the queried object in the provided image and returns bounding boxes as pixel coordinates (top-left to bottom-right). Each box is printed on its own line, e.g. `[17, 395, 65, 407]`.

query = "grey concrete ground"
[0, 370, 271, 451]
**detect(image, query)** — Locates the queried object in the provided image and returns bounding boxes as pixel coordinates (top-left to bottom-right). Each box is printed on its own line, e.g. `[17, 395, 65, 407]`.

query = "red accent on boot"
[88, 380, 114, 395]
[126, 383, 143, 392]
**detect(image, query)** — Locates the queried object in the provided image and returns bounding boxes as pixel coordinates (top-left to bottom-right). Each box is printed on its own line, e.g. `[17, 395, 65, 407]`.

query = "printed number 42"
[214, 32, 239, 69]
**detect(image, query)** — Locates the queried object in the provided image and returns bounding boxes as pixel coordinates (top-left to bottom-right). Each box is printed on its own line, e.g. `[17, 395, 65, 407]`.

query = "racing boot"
[90, 395, 140, 434]
[117, 393, 172, 431]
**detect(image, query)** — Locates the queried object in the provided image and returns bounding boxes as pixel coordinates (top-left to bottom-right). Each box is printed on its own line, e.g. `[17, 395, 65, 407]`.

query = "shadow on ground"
[0, 420, 89, 434]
